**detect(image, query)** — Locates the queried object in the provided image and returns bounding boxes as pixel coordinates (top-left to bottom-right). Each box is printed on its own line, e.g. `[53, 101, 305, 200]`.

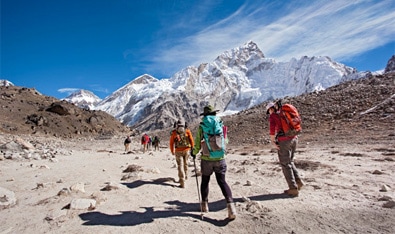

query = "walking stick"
[193, 157, 204, 220]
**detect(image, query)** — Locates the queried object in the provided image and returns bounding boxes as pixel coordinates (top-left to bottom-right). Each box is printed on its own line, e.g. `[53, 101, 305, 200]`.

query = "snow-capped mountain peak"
[92, 41, 365, 131]
[0, 80, 15, 87]
[63, 89, 101, 110]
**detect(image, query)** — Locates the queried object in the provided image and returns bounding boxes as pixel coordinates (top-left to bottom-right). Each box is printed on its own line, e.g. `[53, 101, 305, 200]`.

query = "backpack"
[278, 104, 302, 136]
[200, 115, 226, 158]
[174, 126, 191, 148]
[124, 137, 131, 144]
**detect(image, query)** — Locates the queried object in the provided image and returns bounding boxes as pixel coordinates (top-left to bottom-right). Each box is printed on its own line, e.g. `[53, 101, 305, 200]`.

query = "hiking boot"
[201, 201, 209, 213]
[284, 188, 299, 197]
[296, 178, 305, 190]
[179, 180, 185, 188]
[227, 203, 237, 220]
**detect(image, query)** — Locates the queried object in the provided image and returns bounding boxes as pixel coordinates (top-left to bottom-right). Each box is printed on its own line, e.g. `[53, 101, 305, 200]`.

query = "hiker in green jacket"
[191, 105, 236, 220]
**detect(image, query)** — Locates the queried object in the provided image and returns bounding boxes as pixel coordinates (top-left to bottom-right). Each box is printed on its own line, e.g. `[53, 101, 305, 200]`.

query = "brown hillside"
[0, 86, 129, 138]
[222, 72, 395, 148]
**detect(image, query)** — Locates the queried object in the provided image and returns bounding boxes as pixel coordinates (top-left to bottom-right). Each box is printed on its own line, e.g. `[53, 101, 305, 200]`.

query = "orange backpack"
[279, 104, 302, 136]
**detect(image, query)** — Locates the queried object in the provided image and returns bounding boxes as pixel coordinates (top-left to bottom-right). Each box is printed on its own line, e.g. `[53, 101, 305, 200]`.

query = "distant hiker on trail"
[141, 133, 150, 153]
[266, 100, 304, 197]
[169, 120, 194, 188]
[153, 136, 160, 151]
[191, 105, 236, 220]
[124, 135, 132, 152]
[148, 136, 152, 150]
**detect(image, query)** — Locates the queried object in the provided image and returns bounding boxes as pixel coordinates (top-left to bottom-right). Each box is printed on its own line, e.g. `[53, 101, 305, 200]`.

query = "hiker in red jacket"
[141, 133, 149, 153]
[266, 102, 304, 197]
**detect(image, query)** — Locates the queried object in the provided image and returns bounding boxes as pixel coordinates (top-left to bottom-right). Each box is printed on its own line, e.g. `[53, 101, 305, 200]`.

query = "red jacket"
[269, 113, 295, 141]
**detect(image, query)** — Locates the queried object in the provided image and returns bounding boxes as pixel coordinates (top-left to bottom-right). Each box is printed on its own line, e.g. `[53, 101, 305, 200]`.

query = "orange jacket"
[169, 128, 194, 154]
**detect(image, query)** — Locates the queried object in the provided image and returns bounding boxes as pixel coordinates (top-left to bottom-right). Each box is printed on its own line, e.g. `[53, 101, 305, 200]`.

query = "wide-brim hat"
[200, 105, 219, 116]
[266, 102, 275, 114]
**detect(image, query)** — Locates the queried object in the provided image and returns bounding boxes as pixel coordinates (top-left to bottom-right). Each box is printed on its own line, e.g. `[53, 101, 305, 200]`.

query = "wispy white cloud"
[151, 0, 395, 75]
[58, 88, 80, 95]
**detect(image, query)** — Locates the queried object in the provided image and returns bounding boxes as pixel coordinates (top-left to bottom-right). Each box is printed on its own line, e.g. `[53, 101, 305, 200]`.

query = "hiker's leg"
[289, 138, 301, 180]
[214, 160, 233, 203]
[175, 152, 185, 183]
[182, 151, 189, 179]
[200, 160, 213, 202]
[201, 175, 210, 202]
[278, 140, 297, 189]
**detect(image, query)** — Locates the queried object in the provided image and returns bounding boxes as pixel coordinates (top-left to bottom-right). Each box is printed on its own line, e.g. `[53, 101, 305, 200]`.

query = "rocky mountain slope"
[148, 72, 394, 149]
[0, 86, 129, 138]
[94, 41, 364, 131]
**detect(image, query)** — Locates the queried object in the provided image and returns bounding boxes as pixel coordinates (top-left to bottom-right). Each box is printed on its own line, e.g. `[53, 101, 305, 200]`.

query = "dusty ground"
[0, 134, 394, 234]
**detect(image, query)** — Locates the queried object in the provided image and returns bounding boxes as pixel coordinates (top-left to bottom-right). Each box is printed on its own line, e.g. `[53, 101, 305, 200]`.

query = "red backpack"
[279, 104, 302, 136]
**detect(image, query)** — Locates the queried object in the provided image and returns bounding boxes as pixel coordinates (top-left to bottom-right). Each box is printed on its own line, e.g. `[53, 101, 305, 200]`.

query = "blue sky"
[1, 0, 394, 99]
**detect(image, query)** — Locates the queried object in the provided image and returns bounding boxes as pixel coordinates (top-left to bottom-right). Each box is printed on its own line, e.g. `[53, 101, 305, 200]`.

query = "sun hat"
[200, 105, 219, 116]
[266, 102, 275, 114]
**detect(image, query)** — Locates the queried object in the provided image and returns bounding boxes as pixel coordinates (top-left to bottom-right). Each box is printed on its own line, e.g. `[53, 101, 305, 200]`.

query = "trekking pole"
[193, 157, 204, 220]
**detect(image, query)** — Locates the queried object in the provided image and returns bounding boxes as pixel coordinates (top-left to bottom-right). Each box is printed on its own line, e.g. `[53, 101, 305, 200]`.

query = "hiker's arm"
[169, 134, 175, 155]
[192, 127, 202, 155]
[188, 130, 194, 148]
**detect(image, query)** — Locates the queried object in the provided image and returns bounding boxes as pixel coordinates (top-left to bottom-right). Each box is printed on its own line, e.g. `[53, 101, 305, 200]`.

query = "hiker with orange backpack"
[169, 120, 194, 188]
[266, 100, 304, 197]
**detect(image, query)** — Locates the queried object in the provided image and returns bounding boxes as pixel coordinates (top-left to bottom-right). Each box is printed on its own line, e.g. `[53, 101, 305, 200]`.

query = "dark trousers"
[200, 159, 233, 203]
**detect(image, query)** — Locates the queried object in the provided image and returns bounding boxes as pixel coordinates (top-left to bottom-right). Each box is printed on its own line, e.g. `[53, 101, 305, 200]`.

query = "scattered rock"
[101, 182, 122, 191]
[70, 182, 85, 193]
[69, 198, 96, 210]
[0, 187, 17, 209]
[242, 196, 251, 202]
[57, 188, 71, 196]
[121, 172, 141, 181]
[378, 196, 393, 201]
[382, 201, 395, 209]
[123, 164, 143, 173]
[379, 185, 390, 192]
[372, 170, 384, 175]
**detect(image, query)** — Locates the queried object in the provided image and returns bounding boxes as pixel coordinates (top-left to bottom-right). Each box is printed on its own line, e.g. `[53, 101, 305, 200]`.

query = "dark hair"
[275, 99, 282, 109]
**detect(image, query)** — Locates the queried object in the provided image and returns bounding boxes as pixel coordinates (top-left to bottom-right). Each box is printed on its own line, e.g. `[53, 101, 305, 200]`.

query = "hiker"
[124, 135, 132, 152]
[266, 101, 304, 197]
[153, 136, 160, 151]
[148, 136, 152, 150]
[141, 133, 149, 153]
[191, 105, 237, 220]
[169, 120, 194, 188]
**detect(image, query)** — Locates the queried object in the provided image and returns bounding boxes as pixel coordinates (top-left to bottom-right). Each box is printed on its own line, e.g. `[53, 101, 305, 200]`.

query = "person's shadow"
[79, 193, 291, 227]
[79, 199, 231, 227]
[121, 177, 176, 189]
[81, 173, 292, 226]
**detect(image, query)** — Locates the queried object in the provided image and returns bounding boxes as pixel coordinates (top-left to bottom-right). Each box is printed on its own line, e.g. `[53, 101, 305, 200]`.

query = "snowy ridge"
[88, 41, 366, 130]
[62, 90, 101, 110]
[0, 80, 15, 86]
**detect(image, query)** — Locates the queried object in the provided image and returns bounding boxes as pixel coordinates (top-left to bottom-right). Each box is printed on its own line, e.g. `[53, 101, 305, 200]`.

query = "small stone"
[382, 201, 395, 208]
[380, 185, 390, 192]
[69, 198, 96, 210]
[242, 196, 251, 202]
[372, 170, 384, 175]
[378, 196, 393, 201]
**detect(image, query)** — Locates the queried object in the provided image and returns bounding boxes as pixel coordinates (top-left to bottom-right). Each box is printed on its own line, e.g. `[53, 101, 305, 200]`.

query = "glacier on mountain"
[89, 41, 364, 130]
